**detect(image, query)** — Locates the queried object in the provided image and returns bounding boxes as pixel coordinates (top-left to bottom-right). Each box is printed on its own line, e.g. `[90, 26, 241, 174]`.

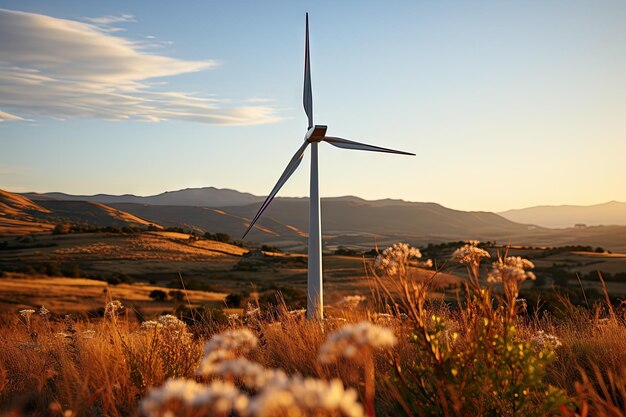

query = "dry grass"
[0, 299, 624, 416]
[0, 242, 624, 416]
[0, 275, 226, 314]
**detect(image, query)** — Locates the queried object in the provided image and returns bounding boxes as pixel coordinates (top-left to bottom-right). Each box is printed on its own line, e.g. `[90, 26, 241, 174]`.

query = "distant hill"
[19, 186, 539, 248]
[23, 187, 264, 208]
[0, 188, 161, 235]
[12, 186, 626, 252]
[0, 189, 54, 234]
[108, 198, 536, 251]
[499, 201, 626, 228]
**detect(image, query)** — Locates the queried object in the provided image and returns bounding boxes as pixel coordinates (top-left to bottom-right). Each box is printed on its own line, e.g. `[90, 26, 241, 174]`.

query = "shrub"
[149, 290, 168, 302]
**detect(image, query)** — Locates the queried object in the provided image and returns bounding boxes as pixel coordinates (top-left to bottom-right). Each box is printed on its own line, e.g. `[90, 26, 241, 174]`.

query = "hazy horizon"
[8, 184, 625, 214]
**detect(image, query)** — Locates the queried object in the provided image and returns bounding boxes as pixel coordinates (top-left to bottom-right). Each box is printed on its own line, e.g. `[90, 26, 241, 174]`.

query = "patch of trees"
[532, 245, 608, 258]
[334, 246, 361, 256]
[579, 270, 626, 282]
[225, 282, 306, 309]
[148, 289, 185, 302]
[0, 260, 134, 285]
[0, 236, 56, 251]
[167, 277, 226, 293]
[261, 245, 283, 253]
[233, 254, 306, 272]
[53, 223, 157, 235]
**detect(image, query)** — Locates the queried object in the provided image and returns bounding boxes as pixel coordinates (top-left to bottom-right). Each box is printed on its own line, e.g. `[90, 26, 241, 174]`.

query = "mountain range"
[4, 187, 626, 252]
[499, 201, 626, 228]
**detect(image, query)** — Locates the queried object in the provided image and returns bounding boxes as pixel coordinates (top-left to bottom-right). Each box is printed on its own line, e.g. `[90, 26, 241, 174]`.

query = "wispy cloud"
[0, 110, 24, 122]
[0, 8, 281, 125]
[83, 13, 136, 25]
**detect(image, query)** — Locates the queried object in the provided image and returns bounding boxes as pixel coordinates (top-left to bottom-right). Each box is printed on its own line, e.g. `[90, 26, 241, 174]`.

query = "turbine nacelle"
[305, 125, 327, 142]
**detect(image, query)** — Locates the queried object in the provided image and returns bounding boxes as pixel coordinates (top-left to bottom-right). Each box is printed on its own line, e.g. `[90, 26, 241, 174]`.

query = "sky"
[0, 1, 625, 212]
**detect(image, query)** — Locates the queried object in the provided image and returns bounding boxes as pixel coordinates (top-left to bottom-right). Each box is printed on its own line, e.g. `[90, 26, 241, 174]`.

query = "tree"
[149, 289, 167, 302]
[169, 290, 185, 302]
[225, 293, 243, 307]
[53, 223, 70, 235]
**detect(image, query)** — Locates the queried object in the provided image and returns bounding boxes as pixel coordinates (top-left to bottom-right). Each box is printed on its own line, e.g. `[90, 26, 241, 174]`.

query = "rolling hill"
[108, 198, 537, 250]
[499, 201, 626, 228]
[10, 187, 626, 252]
[0, 188, 161, 235]
[18, 187, 538, 248]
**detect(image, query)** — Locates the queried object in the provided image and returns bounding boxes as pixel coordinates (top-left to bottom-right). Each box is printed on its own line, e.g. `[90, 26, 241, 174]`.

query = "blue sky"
[1, 1, 625, 211]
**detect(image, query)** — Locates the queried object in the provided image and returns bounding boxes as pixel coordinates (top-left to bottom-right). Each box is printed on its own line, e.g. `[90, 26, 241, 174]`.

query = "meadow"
[0, 241, 624, 416]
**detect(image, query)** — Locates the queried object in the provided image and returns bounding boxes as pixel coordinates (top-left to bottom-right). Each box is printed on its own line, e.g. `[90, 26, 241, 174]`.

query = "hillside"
[0, 188, 162, 235]
[13, 187, 626, 252]
[108, 198, 536, 251]
[499, 201, 626, 228]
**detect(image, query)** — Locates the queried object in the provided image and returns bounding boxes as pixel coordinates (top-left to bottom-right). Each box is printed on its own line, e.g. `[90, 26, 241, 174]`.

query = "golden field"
[0, 242, 624, 417]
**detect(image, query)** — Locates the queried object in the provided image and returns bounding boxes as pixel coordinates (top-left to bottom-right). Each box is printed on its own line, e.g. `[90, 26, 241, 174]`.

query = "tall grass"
[0, 241, 624, 416]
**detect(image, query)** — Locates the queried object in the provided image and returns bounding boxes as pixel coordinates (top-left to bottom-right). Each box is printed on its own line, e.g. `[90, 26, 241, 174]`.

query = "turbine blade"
[323, 136, 415, 156]
[303, 13, 313, 129]
[242, 141, 310, 238]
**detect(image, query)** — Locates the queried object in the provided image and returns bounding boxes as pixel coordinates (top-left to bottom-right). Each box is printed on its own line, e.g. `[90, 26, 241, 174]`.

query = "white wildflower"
[248, 376, 364, 417]
[207, 357, 289, 391]
[140, 378, 249, 417]
[339, 295, 366, 309]
[319, 321, 397, 363]
[19, 309, 35, 319]
[204, 328, 258, 355]
[39, 306, 50, 316]
[531, 330, 562, 350]
[140, 320, 162, 333]
[487, 256, 536, 283]
[451, 241, 490, 265]
[375, 243, 422, 276]
[105, 300, 123, 316]
[197, 329, 258, 375]
[157, 314, 187, 333]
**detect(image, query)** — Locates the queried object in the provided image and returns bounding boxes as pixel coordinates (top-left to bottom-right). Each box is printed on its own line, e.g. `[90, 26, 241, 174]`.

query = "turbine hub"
[305, 125, 327, 143]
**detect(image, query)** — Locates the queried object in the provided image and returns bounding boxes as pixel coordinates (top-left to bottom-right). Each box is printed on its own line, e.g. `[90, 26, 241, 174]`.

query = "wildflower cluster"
[487, 256, 536, 284]
[105, 300, 123, 317]
[144, 327, 366, 417]
[140, 314, 188, 336]
[450, 240, 491, 265]
[197, 328, 258, 374]
[140, 378, 249, 417]
[531, 330, 562, 350]
[318, 321, 397, 363]
[249, 376, 363, 417]
[19, 309, 35, 319]
[385, 241, 569, 416]
[374, 243, 423, 276]
[339, 295, 366, 309]
[130, 313, 198, 387]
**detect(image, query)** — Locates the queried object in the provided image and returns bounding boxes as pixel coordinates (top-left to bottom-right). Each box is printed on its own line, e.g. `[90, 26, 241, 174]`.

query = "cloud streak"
[0, 8, 281, 125]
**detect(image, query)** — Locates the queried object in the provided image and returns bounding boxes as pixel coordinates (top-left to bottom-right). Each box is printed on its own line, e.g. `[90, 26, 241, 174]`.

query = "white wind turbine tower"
[243, 13, 414, 320]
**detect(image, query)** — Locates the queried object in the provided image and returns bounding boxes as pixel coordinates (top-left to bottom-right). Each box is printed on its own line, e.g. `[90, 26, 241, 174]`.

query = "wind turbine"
[243, 13, 414, 320]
